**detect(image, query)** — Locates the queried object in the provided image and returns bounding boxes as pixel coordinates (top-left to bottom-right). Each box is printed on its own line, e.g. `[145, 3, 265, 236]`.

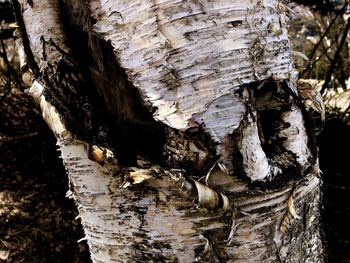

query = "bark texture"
[14, 0, 324, 262]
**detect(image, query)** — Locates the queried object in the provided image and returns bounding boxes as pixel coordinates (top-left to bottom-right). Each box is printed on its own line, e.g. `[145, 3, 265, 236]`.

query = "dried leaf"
[121, 168, 153, 188]
[130, 170, 152, 184]
[288, 195, 300, 219]
[297, 80, 325, 122]
[0, 250, 10, 260]
[88, 145, 114, 166]
[280, 196, 300, 235]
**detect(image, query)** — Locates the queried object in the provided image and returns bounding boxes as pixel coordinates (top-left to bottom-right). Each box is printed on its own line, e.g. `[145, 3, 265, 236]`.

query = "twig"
[0, 36, 22, 87]
[301, 3, 347, 78]
[320, 17, 350, 94]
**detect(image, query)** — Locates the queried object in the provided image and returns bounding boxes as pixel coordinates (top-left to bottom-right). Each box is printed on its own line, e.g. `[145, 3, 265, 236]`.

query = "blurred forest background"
[0, 0, 349, 262]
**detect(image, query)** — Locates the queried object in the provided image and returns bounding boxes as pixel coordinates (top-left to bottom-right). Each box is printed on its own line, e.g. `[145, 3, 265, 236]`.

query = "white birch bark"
[14, 0, 324, 262]
[90, 0, 311, 180]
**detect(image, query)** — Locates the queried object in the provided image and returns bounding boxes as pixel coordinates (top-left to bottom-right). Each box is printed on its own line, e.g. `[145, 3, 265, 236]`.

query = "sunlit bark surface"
[14, 0, 324, 262]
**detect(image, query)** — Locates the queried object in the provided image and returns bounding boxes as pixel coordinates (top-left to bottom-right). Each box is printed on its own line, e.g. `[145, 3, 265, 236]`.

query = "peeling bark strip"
[15, 0, 325, 262]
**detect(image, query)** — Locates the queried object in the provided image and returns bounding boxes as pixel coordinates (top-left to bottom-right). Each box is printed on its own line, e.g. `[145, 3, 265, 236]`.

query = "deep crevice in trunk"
[34, 0, 168, 166]
[229, 80, 317, 189]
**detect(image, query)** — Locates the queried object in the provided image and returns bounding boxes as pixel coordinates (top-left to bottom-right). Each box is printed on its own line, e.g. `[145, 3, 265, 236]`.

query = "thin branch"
[0, 37, 22, 85]
[0, 37, 22, 102]
[301, 3, 347, 78]
[320, 17, 350, 94]
[305, 38, 335, 77]
[11, 0, 40, 75]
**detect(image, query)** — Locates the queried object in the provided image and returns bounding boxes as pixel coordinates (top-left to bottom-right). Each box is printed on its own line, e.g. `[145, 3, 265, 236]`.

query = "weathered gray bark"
[13, 0, 324, 262]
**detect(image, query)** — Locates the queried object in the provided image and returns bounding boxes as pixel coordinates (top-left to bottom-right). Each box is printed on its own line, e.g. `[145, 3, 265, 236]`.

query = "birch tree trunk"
[13, 0, 324, 262]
